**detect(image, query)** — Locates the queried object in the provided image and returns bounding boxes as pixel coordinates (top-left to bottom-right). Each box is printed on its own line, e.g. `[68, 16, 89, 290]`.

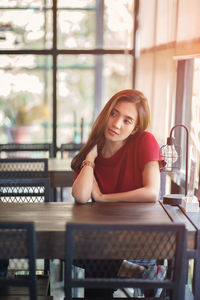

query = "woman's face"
[104, 100, 138, 143]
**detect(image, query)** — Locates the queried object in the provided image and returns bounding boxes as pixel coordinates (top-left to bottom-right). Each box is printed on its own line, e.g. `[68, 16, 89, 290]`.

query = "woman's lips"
[108, 128, 119, 135]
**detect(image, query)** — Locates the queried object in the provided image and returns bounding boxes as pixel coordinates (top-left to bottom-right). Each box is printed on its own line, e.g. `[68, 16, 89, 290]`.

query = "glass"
[102, 54, 133, 105]
[0, 0, 52, 49]
[58, 0, 95, 8]
[0, 55, 52, 143]
[0, 0, 135, 150]
[57, 0, 134, 49]
[57, 8, 95, 49]
[57, 53, 132, 146]
[57, 55, 95, 146]
[104, 0, 134, 49]
[0, 0, 52, 8]
[191, 58, 200, 190]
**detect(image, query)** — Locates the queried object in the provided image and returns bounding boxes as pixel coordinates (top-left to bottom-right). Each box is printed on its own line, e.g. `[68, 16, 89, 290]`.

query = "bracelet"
[81, 160, 95, 169]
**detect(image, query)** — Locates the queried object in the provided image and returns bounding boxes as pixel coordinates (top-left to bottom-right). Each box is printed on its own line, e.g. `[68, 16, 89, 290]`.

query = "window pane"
[57, 7, 96, 49]
[0, 55, 52, 143]
[0, 1, 52, 49]
[103, 54, 133, 105]
[191, 58, 200, 189]
[0, 0, 134, 150]
[57, 53, 132, 146]
[57, 55, 95, 146]
[0, 0, 52, 7]
[57, 0, 134, 50]
[104, 0, 134, 49]
[58, 0, 95, 9]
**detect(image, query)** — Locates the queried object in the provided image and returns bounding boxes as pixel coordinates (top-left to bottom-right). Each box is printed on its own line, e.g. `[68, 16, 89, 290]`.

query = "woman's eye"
[111, 111, 117, 117]
[124, 119, 131, 124]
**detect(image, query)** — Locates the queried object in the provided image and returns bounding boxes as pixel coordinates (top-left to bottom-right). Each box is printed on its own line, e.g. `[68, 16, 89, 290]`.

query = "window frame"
[0, 0, 137, 155]
[172, 58, 200, 199]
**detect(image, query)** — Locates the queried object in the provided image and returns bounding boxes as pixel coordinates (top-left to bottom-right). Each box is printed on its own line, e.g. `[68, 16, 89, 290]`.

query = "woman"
[72, 89, 161, 204]
[71, 89, 163, 298]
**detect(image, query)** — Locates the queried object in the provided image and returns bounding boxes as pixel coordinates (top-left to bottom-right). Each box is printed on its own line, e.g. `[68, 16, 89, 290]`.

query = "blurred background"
[0, 0, 199, 196]
[0, 0, 134, 149]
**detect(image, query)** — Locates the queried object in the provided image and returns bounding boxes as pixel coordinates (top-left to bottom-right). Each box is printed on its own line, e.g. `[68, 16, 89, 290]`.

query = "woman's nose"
[113, 117, 122, 128]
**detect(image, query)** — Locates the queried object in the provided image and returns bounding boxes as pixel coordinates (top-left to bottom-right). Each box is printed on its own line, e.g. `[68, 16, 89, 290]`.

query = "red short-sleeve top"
[74, 131, 161, 194]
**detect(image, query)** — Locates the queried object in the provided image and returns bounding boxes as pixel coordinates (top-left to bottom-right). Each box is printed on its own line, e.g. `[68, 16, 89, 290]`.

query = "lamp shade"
[160, 143, 181, 172]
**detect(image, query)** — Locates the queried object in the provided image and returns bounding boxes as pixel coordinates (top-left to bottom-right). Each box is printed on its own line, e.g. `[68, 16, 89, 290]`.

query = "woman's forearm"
[72, 166, 94, 203]
[72, 168, 94, 203]
[95, 186, 159, 203]
[72, 145, 98, 203]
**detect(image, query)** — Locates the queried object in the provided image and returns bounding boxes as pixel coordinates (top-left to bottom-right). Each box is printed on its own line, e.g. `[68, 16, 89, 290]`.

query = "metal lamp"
[160, 124, 189, 205]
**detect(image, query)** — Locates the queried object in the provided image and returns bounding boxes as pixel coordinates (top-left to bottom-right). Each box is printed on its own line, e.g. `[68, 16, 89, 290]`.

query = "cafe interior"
[0, 0, 200, 299]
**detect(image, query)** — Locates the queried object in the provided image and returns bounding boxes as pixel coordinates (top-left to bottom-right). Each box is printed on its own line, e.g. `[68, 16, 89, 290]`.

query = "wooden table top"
[0, 201, 197, 259]
[0, 201, 170, 230]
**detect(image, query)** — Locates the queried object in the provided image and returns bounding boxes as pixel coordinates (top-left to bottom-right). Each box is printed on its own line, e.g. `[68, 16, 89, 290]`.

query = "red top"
[74, 131, 161, 194]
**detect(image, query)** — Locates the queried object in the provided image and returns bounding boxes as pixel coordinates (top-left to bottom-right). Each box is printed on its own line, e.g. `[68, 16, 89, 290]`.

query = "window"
[174, 59, 200, 198]
[0, 0, 135, 154]
[190, 58, 200, 197]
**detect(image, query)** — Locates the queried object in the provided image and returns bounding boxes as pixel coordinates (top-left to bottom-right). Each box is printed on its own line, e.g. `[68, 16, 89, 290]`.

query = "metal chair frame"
[0, 158, 48, 179]
[0, 222, 37, 300]
[0, 177, 50, 203]
[0, 177, 50, 278]
[60, 143, 84, 156]
[0, 143, 53, 158]
[65, 223, 187, 300]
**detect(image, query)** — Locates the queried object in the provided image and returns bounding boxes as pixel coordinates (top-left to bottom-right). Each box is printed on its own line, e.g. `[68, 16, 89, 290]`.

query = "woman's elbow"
[150, 190, 160, 202]
[72, 189, 91, 204]
[146, 187, 159, 203]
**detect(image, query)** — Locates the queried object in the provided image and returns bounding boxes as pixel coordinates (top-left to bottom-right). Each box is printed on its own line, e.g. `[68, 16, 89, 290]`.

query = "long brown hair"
[71, 89, 150, 171]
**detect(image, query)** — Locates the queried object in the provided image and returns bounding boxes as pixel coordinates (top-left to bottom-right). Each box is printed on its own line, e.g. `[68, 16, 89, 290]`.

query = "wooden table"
[48, 158, 73, 188]
[0, 200, 198, 298]
[0, 201, 197, 259]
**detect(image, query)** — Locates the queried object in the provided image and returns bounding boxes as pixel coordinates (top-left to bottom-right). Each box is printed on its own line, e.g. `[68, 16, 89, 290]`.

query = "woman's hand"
[86, 145, 98, 162]
[92, 178, 104, 202]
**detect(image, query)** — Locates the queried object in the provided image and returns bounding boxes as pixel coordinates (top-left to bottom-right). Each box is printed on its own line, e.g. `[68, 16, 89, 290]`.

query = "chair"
[65, 223, 187, 300]
[0, 222, 53, 300]
[0, 143, 53, 158]
[0, 177, 50, 294]
[0, 178, 50, 203]
[0, 222, 37, 299]
[0, 158, 48, 179]
[0, 157, 55, 206]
